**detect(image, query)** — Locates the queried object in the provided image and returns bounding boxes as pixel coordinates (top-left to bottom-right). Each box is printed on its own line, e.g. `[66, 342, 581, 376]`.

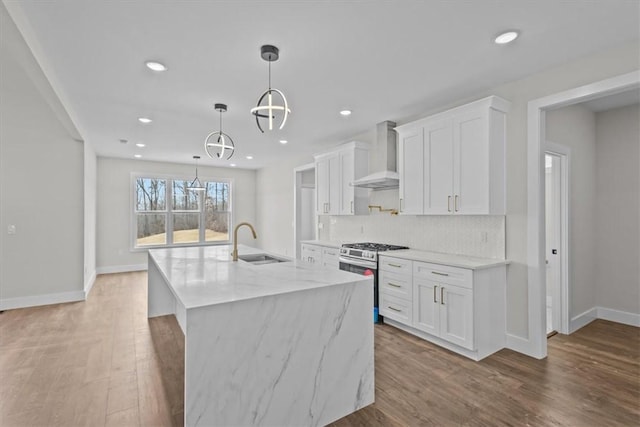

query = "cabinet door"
[453, 109, 489, 214]
[339, 149, 354, 215]
[301, 244, 320, 263]
[321, 247, 339, 269]
[439, 284, 474, 350]
[398, 128, 424, 215]
[328, 155, 340, 215]
[424, 119, 454, 214]
[316, 157, 330, 215]
[413, 279, 439, 335]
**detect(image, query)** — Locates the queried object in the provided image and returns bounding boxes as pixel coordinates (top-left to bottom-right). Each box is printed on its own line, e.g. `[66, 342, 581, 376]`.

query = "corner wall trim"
[569, 307, 598, 333]
[96, 263, 147, 275]
[84, 270, 97, 298]
[597, 307, 640, 327]
[0, 290, 85, 311]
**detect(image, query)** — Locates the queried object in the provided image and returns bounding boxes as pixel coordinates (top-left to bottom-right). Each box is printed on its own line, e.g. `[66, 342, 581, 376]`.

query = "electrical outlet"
[7, 225, 16, 235]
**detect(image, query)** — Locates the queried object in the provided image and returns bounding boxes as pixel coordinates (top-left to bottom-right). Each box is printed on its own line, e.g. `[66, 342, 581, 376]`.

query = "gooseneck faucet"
[232, 222, 257, 261]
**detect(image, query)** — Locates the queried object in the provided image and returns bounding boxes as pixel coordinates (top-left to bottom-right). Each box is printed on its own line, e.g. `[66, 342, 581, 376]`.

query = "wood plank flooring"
[1, 271, 638, 426]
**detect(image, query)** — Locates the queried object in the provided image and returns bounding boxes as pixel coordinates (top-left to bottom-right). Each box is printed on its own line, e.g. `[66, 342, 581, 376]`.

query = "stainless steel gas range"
[338, 242, 409, 323]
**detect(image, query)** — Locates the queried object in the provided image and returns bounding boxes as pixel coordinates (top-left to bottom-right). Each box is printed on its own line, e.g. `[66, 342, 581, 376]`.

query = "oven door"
[339, 256, 379, 322]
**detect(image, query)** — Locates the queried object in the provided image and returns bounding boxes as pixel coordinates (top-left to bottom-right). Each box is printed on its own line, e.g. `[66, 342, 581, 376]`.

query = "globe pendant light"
[250, 45, 291, 133]
[204, 103, 235, 160]
[188, 155, 205, 191]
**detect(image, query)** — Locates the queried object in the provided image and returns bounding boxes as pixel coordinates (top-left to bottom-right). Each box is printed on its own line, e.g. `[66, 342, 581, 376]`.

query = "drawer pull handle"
[433, 285, 438, 303]
[387, 306, 402, 312]
[388, 263, 402, 268]
[432, 271, 449, 276]
[388, 282, 401, 288]
[441, 287, 445, 305]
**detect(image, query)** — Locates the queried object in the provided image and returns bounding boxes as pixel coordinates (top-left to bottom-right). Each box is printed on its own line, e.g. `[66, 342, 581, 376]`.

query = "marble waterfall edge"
[185, 280, 374, 426]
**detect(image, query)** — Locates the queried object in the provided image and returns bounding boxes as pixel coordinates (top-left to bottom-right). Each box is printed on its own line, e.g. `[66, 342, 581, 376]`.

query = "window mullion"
[167, 179, 173, 245]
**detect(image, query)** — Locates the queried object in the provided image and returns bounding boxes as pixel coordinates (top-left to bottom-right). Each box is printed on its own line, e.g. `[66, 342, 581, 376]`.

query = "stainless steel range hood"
[351, 121, 399, 189]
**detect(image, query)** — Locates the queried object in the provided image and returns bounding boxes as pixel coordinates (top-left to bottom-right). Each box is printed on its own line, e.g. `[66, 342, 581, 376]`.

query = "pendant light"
[250, 45, 291, 132]
[188, 155, 205, 191]
[204, 103, 235, 160]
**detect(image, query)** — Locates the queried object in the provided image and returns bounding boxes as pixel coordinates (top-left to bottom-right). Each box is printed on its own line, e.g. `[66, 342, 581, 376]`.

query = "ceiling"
[4, 1, 639, 169]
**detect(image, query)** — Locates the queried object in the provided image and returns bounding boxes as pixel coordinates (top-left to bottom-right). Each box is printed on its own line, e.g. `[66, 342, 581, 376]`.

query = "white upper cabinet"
[396, 96, 509, 215]
[315, 142, 369, 216]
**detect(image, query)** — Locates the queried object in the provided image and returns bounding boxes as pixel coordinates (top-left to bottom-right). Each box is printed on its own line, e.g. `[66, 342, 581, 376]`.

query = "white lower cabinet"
[379, 254, 506, 361]
[300, 243, 340, 269]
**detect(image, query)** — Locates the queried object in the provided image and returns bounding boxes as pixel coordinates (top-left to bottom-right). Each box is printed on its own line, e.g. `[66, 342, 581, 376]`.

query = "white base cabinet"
[379, 255, 506, 361]
[300, 242, 340, 269]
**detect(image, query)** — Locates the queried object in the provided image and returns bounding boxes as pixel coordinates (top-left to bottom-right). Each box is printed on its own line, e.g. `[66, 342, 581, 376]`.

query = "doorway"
[293, 163, 316, 259]
[544, 146, 569, 336]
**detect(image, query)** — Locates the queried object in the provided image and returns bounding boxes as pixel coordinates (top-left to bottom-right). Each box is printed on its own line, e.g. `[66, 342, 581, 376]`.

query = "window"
[133, 175, 231, 249]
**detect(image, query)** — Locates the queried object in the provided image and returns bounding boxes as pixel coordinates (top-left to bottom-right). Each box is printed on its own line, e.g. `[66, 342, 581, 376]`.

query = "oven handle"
[339, 256, 377, 269]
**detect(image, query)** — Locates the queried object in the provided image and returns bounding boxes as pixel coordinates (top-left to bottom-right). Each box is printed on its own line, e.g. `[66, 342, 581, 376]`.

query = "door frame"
[527, 70, 639, 358]
[293, 163, 316, 259]
[544, 143, 570, 335]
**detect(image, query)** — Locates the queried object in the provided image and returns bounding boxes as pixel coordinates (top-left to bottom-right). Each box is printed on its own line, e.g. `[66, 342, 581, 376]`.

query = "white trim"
[505, 333, 533, 355]
[293, 163, 316, 259]
[97, 263, 147, 275]
[569, 307, 598, 333]
[84, 270, 97, 297]
[0, 290, 85, 311]
[526, 71, 640, 358]
[597, 307, 640, 327]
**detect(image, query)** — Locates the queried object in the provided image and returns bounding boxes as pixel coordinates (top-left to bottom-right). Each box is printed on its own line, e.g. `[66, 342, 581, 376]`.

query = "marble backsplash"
[318, 214, 506, 259]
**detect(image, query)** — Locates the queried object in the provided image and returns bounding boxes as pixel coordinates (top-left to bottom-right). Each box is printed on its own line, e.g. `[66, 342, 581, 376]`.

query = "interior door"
[424, 119, 454, 214]
[545, 153, 562, 334]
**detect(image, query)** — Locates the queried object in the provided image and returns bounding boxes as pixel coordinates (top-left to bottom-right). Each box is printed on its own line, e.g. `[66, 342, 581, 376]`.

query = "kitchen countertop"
[380, 249, 510, 270]
[299, 239, 343, 248]
[148, 244, 370, 309]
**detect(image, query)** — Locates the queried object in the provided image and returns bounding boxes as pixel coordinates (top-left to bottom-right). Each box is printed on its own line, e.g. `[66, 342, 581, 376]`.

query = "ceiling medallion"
[204, 103, 235, 160]
[250, 45, 291, 133]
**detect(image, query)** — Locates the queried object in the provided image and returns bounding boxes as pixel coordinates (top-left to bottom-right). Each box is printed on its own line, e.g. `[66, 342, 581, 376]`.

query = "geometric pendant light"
[250, 45, 291, 133]
[204, 103, 235, 160]
[188, 155, 205, 191]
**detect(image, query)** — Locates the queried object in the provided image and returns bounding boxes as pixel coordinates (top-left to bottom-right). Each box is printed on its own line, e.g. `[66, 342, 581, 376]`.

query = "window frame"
[130, 172, 233, 251]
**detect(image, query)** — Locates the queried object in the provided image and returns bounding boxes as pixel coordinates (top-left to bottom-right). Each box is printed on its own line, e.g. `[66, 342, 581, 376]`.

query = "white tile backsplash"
[318, 214, 505, 259]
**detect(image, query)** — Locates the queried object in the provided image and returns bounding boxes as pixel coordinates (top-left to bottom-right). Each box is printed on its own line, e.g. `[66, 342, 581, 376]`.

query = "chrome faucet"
[232, 222, 257, 261]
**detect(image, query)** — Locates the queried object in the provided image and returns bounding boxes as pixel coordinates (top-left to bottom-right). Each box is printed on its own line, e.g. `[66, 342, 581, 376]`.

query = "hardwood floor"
[1, 272, 638, 426]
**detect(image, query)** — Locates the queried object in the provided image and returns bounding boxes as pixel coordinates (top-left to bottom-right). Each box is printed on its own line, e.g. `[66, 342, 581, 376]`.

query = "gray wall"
[1, 4, 85, 306]
[255, 41, 640, 341]
[595, 104, 639, 314]
[84, 140, 97, 292]
[96, 157, 257, 271]
[546, 105, 597, 318]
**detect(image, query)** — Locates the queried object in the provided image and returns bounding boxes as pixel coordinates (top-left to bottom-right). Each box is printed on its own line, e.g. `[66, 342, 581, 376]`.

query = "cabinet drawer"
[379, 270, 412, 301]
[322, 247, 339, 260]
[301, 244, 320, 254]
[379, 256, 412, 274]
[413, 261, 472, 289]
[380, 294, 412, 325]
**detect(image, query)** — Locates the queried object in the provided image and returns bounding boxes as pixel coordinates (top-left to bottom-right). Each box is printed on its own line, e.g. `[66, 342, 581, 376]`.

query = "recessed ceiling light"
[494, 31, 519, 45]
[145, 61, 167, 72]
[340, 110, 352, 116]
[136, 143, 146, 148]
[246, 155, 253, 160]
[279, 140, 288, 144]
[230, 163, 236, 167]
[138, 117, 152, 124]
[134, 154, 142, 158]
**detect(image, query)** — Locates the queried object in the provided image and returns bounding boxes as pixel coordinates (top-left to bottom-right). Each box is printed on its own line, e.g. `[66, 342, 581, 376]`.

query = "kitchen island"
[147, 244, 374, 426]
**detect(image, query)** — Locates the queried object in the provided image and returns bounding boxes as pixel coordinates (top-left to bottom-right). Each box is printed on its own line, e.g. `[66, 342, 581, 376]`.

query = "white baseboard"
[96, 263, 147, 275]
[84, 270, 97, 298]
[0, 290, 85, 311]
[597, 307, 640, 327]
[570, 307, 598, 333]
[505, 333, 532, 355]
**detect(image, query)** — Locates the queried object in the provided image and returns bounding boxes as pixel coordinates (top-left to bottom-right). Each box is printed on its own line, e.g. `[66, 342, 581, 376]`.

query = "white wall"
[595, 104, 639, 315]
[1, 4, 85, 308]
[546, 105, 597, 318]
[96, 157, 256, 272]
[255, 41, 639, 344]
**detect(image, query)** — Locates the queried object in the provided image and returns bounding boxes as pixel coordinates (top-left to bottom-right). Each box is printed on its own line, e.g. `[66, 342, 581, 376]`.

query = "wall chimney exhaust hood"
[351, 121, 399, 189]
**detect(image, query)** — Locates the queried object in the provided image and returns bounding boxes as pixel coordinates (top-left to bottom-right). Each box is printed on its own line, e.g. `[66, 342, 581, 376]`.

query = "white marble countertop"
[299, 239, 343, 249]
[380, 249, 510, 270]
[149, 244, 370, 309]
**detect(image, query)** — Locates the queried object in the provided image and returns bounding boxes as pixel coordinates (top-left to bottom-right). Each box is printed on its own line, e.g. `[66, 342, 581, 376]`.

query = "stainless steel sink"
[237, 253, 289, 265]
